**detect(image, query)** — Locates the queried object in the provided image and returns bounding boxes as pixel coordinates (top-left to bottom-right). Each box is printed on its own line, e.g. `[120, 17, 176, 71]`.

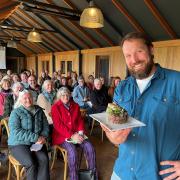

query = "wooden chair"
[90, 119, 104, 142]
[80, 108, 87, 119]
[50, 145, 87, 180]
[50, 145, 68, 180]
[1, 117, 25, 180]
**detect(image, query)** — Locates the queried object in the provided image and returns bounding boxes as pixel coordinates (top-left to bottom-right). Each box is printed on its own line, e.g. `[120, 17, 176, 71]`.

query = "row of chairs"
[0, 109, 103, 180]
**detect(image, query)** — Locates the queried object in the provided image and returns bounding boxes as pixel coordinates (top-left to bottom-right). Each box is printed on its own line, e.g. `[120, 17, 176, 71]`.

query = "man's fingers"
[159, 167, 175, 175]
[163, 172, 178, 180]
[160, 161, 176, 166]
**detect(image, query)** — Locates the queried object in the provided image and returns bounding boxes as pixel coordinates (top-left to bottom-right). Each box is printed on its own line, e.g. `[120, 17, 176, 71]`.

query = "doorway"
[95, 55, 109, 85]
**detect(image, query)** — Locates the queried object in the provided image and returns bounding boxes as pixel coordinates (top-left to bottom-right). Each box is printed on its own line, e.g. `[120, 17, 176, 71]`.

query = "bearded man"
[102, 32, 180, 180]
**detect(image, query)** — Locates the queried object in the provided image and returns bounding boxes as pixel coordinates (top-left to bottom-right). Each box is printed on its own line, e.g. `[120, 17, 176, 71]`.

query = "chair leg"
[101, 129, 104, 142]
[63, 151, 68, 180]
[7, 160, 11, 180]
[14, 165, 20, 180]
[90, 119, 95, 135]
[50, 147, 57, 170]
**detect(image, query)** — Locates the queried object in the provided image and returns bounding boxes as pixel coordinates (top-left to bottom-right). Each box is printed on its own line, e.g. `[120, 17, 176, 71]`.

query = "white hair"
[56, 87, 70, 100]
[94, 78, 102, 85]
[14, 90, 32, 109]
[12, 82, 24, 91]
[42, 80, 54, 91]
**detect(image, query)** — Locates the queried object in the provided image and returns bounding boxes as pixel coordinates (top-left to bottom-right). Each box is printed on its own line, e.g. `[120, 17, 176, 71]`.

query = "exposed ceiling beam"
[0, 24, 57, 32]
[63, 0, 115, 46]
[15, 9, 72, 50]
[9, 16, 61, 51]
[144, 0, 177, 39]
[48, 16, 91, 49]
[36, 14, 81, 49]
[112, 0, 145, 33]
[45, 0, 102, 47]
[3, 30, 40, 54]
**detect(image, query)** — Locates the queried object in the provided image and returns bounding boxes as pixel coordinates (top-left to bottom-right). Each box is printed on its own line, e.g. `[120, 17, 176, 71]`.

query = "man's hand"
[101, 124, 131, 145]
[159, 160, 180, 180]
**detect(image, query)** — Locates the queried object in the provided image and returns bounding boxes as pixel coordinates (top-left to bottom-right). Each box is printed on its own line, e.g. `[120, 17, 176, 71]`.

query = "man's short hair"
[121, 32, 153, 48]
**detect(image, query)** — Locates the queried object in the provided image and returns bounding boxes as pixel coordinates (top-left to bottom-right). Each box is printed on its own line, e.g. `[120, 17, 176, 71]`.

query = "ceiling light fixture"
[7, 38, 17, 48]
[27, 28, 42, 42]
[80, 0, 104, 28]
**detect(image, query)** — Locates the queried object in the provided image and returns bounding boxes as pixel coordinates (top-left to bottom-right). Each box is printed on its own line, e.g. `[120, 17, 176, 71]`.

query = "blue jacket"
[8, 105, 49, 146]
[113, 64, 180, 180]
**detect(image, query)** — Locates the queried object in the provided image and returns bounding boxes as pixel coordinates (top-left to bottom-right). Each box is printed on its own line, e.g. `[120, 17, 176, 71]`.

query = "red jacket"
[51, 100, 85, 145]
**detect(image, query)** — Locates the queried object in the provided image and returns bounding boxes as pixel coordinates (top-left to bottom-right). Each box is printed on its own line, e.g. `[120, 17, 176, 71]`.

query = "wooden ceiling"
[0, 0, 179, 56]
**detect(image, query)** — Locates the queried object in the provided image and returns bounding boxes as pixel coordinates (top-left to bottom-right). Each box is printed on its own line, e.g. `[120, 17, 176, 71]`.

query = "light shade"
[27, 29, 42, 42]
[80, 1, 104, 28]
[7, 39, 17, 48]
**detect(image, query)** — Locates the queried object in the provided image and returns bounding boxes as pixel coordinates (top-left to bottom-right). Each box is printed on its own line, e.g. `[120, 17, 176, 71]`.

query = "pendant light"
[80, 1, 104, 28]
[27, 28, 42, 42]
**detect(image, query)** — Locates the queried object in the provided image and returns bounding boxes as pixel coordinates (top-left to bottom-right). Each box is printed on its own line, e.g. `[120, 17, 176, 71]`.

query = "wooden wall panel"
[26, 55, 36, 74]
[54, 50, 79, 76]
[37, 53, 53, 77]
[81, 46, 126, 81]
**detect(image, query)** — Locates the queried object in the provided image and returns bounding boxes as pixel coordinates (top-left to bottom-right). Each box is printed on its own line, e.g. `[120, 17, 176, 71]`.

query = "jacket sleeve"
[8, 110, 39, 143]
[40, 110, 49, 138]
[51, 104, 72, 138]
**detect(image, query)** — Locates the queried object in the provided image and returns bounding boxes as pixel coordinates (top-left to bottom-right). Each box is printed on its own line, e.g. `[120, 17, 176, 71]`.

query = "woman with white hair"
[37, 80, 56, 125]
[12, 82, 24, 104]
[8, 90, 50, 180]
[51, 87, 98, 180]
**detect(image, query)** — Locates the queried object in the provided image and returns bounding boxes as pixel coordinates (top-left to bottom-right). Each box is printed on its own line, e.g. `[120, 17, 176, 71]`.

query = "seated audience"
[86, 75, 94, 92]
[27, 75, 41, 103]
[20, 72, 29, 88]
[8, 90, 50, 180]
[108, 76, 121, 101]
[12, 73, 20, 84]
[59, 76, 72, 92]
[0, 79, 13, 120]
[51, 87, 98, 180]
[90, 78, 109, 113]
[37, 80, 56, 135]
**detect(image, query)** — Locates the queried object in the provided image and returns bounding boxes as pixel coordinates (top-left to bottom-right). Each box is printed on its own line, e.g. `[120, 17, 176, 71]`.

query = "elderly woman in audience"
[8, 90, 50, 180]
[12, 82, 24, 104]
[90, 78, 109, 113]
[0, 79, 13, 120]
[51, 87, 98, 180]
[37, 80, 56, 134]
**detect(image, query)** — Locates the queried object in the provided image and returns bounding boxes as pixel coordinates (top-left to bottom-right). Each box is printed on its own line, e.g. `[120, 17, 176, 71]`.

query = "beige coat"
[37, 93, 53, 124]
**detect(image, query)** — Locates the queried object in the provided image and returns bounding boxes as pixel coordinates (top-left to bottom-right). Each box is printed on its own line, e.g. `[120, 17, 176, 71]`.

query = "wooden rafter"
[112, 0, 145, 33]
[63, 0, 115, 46]
[3, 30, 42, 54]
[16, 9, 73, 50]
[10, 15, 62, 52]
[144, 0, 177, 39]
[12, 12, 67, 51]
[51, 17, 91, 49]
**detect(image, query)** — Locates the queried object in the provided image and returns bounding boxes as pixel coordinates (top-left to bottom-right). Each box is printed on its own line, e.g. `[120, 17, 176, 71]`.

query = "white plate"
[90, 112, 146, 131]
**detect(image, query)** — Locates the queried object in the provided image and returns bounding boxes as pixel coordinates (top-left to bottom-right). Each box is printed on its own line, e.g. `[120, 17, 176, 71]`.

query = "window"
[67, 61, 72, 72]
[61, 61, 65, 74]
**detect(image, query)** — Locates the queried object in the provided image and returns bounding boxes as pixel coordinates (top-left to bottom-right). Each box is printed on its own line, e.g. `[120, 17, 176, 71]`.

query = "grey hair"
[12, 82, 24, 91]
[94, 78, 102, 85]
[14, 90, 32, 109]
[56, 87, 70, 100]
[42, 80, 54, 91]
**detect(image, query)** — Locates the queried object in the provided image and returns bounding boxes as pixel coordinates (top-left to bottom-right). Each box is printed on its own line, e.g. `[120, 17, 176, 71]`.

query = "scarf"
[42, 90, 56, 105]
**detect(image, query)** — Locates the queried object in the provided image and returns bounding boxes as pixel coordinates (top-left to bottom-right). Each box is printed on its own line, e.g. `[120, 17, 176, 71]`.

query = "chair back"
[1, 117, 9, 137]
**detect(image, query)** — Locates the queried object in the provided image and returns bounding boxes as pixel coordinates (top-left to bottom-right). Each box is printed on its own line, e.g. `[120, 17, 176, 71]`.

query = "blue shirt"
[113, 65, 180, 180]
[72, 85, 90, 107]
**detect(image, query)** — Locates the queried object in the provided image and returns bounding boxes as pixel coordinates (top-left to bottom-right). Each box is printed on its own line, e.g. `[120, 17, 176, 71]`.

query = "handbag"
[78, 169, 95, 180]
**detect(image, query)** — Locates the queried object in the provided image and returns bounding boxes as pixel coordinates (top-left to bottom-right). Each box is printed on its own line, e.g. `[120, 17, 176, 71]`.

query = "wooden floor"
[0, 124, 118, 180]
